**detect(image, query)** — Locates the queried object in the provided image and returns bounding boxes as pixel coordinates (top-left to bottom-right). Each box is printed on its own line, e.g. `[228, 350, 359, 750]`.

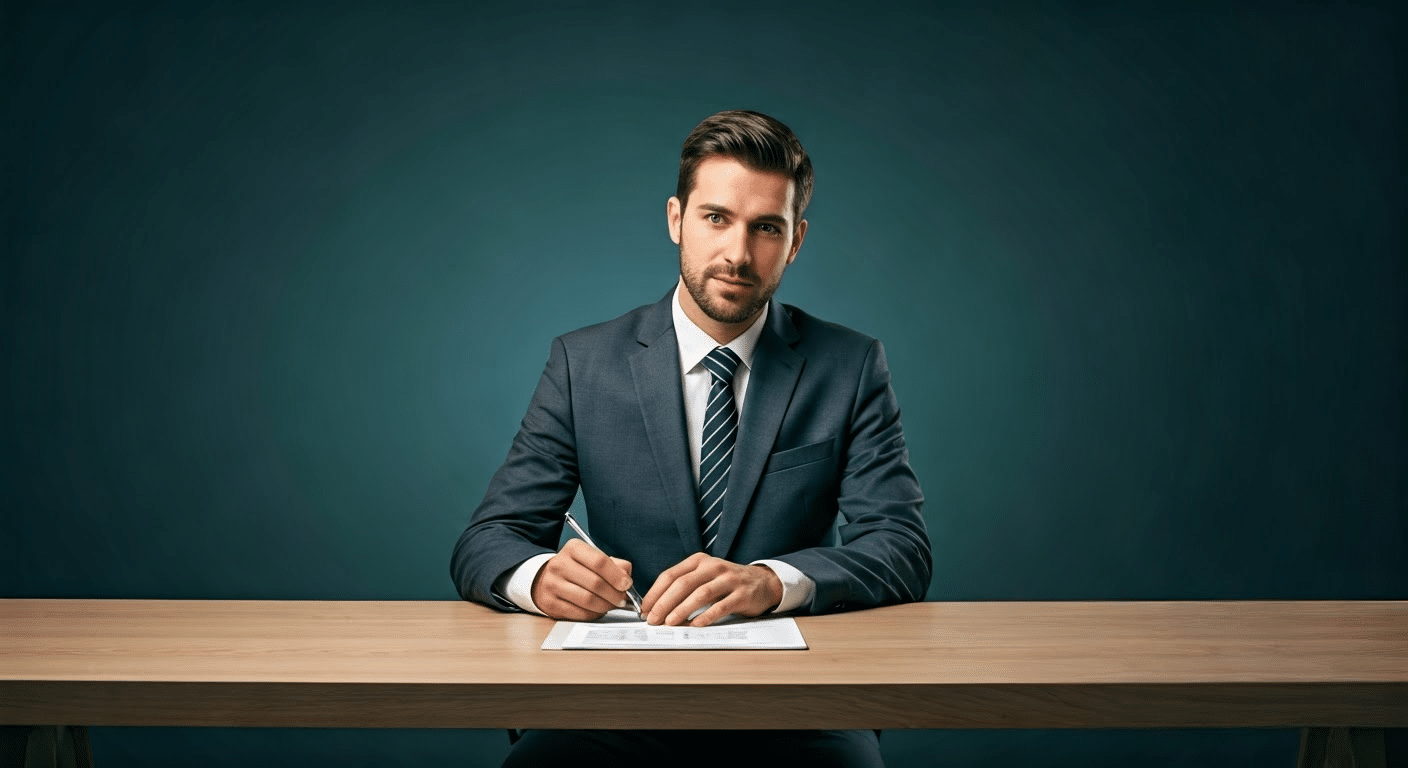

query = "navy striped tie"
[699, 347, 741, 554]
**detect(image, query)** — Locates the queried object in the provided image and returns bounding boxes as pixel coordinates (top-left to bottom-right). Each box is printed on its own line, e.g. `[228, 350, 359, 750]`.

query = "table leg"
[1298, 728, 1386, 768]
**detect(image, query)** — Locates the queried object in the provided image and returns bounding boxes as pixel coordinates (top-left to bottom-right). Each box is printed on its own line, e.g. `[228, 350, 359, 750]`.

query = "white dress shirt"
[497, 283, 815, 615]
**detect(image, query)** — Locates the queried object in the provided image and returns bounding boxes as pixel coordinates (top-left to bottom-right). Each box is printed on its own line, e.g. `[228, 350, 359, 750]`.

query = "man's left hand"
[640, 553, 783, 626]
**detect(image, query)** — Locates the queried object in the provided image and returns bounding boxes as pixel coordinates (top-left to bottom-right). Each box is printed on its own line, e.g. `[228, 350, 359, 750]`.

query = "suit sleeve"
[773, 339, 932, 612]
[450, 336, 578, 609]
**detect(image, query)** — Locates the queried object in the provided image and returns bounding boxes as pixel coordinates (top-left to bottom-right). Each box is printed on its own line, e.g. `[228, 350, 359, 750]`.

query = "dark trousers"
[504, 729, 884, 767]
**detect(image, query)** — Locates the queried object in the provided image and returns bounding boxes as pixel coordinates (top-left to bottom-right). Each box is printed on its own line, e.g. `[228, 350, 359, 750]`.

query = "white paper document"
[542, 609, 807, 650]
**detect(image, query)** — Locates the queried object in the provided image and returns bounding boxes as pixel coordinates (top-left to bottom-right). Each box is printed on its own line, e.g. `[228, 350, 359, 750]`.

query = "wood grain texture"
[2, 599, 1405, 729]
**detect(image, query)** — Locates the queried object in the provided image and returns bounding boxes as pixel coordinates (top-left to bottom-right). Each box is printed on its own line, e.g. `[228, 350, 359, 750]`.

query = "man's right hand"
[530, 538, 635, 621]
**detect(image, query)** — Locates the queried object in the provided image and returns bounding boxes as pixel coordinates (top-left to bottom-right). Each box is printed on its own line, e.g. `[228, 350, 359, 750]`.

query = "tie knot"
[702, 346, 742, 384]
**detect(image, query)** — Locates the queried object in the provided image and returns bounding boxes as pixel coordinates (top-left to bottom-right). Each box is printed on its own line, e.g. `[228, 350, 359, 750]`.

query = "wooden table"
[3, 599, 1405, 767]
[3, 599, 1404, 731]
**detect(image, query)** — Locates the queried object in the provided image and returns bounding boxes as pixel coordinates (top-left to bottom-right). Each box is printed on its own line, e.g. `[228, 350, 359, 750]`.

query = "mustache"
[704, 264, 760, 283]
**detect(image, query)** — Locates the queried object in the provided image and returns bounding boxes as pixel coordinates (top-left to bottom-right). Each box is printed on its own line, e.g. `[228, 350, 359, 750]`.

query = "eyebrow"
[697, 203, 790, 226]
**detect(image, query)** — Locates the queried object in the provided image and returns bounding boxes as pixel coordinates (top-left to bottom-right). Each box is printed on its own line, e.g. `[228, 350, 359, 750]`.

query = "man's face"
[668, 155, 807, 340]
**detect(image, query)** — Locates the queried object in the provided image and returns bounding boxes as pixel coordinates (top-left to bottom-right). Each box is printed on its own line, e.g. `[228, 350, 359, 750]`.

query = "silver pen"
[562, 511, 645, 618]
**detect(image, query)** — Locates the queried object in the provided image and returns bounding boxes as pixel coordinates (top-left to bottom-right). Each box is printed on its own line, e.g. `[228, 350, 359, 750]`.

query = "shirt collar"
[671, 282, 768, 374]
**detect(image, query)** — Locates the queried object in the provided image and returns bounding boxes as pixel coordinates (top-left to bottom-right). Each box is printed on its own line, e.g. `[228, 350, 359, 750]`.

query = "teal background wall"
[3, 2, 1403, 766]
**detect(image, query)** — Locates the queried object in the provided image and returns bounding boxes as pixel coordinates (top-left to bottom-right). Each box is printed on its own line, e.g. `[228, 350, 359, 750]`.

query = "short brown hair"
[676, 110, 814, 222]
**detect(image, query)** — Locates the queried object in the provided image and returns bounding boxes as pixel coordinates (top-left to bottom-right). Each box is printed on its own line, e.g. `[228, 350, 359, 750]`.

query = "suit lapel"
[712, 300, 803, 560]
[629, 294, 704, 555]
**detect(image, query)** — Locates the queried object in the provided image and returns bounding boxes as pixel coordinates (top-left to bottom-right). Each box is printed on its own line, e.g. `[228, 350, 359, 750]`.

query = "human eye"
[705, 213, 725, 225]
[756, 222, 781, 235]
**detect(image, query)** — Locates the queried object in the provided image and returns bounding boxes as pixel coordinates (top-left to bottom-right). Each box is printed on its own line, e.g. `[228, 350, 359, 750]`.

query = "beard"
[678, 245, 781, 326]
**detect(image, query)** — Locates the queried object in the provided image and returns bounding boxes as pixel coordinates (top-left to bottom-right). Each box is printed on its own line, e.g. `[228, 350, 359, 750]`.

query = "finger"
[640, 571, 672, 616]
[540, 553, 626, 613]
[552, 577, 620, 615]
[608, 557, 641, 613]
[532, 564, 615, 620]
[666, 575, 729, 626]
[563, 539, 634, 593]
[642, 552, 708, 615]
[558, 541, 630, 608]
[640, 574, 669, 615]
[537, 590, 606, 621]
[644, 562, 709, 623]
[563, 562, 629, 610]
[688, 595, 737, 627]
[653, 563, 727, 625]
[689, 564, 778, 624]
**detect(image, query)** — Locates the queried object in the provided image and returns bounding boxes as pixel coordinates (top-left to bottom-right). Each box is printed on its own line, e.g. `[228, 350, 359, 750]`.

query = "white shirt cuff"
[752, 559, 814, 613]
[494, 552, 555, 616]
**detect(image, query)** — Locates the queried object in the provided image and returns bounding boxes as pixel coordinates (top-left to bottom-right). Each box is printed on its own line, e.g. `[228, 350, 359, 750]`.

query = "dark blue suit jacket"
[451, 289, 931, 613]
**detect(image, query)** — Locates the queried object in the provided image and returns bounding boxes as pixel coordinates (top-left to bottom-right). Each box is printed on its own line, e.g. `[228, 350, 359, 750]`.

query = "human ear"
[667, 196, 683, 245]
[787, 218, 808, 265]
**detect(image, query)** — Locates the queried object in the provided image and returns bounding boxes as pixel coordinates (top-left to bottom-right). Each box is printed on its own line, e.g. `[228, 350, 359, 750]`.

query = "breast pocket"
[750, 438, 841, 553]
[762, 438, 836, 475]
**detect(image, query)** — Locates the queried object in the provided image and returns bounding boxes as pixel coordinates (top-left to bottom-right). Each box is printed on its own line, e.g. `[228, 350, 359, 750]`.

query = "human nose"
[720, 223, 751, 266]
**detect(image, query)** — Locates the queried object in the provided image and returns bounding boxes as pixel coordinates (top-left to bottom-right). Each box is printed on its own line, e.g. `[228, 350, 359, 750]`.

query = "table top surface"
[4, 598, 1406, 687]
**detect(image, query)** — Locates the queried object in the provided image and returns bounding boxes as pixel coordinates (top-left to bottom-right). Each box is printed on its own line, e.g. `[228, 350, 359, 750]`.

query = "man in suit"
[451, 110, 931, 766]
